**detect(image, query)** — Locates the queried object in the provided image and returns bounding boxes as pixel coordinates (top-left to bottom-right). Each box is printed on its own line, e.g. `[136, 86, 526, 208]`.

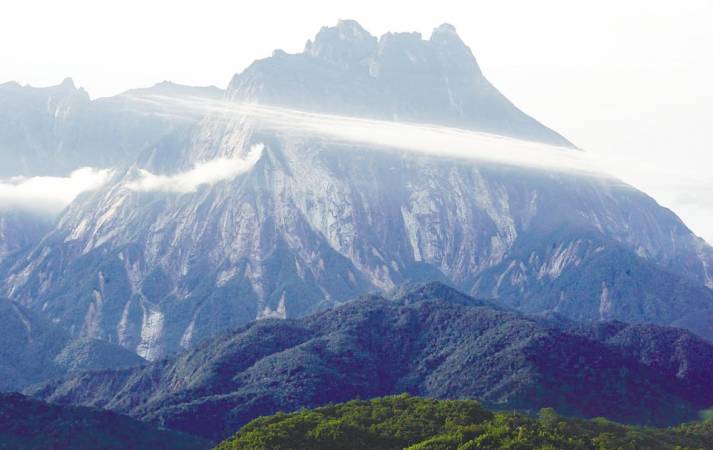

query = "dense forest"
[0, 393, 208, 450]
[216, 394, 713, 449]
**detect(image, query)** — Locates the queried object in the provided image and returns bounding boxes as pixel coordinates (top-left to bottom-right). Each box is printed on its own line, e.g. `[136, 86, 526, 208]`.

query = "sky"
[1, 0, 711, 243]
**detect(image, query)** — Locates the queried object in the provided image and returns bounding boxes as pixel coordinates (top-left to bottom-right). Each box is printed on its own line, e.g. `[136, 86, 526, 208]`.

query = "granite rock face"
[230, 20, 572, 146]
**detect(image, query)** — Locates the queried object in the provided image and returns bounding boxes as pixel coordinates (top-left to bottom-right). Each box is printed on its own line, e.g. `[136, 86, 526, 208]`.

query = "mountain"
[0, 392, 208, 450]
[121, 80, 224, 100]
[230, 20, 571, 146]
[2, 21, 713, 360]
[27, 283, 713, 441]
[0, 211, 52, 266]
[0, 78, 221, 177]
[215, 395, 713, 450]
[0, 297, 145, 392]
[474, 228, 713, 334]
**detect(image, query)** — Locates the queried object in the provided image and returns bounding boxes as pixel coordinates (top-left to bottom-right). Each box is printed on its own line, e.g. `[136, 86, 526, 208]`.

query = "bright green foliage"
[215, 394, 491, 450]
[215, 394, 713, 450]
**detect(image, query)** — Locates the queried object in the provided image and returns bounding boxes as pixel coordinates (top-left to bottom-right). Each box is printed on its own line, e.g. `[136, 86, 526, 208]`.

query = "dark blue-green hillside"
[27, 283, 713, 442]
[0, 393, 208, 450]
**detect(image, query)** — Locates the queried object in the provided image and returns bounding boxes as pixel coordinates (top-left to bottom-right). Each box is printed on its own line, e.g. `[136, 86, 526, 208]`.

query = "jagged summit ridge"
[303, 20, 474, 70]
[228, 19, 571, 146]
[431, 23, 458, 37]
[0, 76, 89, 101]
[304, 19, 377, 65]
[60, 76, 77, 88]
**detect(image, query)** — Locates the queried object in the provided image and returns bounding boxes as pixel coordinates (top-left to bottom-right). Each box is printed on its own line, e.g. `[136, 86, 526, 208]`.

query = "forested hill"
[28, 282, 713, 441]
[215, 394, 713, 450]
[0, 393, 208, 450]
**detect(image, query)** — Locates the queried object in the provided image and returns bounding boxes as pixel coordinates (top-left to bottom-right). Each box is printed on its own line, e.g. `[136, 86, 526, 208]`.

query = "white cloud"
[0, 167, 112, 215]
[126, 143, 264, 193]
[128, 94, 601, 176]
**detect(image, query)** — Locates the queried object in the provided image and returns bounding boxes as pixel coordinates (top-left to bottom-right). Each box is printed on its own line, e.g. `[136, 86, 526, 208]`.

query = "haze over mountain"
[0, 20, 712, 362]
[0, 211, 51, 265]
[0, 297, 145, 392]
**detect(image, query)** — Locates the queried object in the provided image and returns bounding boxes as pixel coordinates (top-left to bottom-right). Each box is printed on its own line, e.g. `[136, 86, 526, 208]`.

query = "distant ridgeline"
[216, 395, 713, 450]
[4, 391, 711, 449]
[0, 393, 208, 450]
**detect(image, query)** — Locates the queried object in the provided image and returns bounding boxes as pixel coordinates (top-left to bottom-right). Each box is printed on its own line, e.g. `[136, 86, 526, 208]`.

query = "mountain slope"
[0, 79, 221, 177]
[0, 393, 208, 450]
[565, 320, 713, 403]
[472, 228, 713, 339]
[0, 211, 52, 267]
[0, 298, 145, 392]
[6, 138, 713, 359]
[28, 283, 713, 441]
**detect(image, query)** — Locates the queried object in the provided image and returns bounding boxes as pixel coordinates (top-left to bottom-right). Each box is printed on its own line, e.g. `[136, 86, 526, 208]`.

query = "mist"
[0, 167, 112, 215]
[126, 143, 264, 193]
[126, 94, 605, 177]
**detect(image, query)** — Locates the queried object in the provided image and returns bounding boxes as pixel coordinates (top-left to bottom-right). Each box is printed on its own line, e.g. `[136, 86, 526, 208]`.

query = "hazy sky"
[1, 0, 712, 243]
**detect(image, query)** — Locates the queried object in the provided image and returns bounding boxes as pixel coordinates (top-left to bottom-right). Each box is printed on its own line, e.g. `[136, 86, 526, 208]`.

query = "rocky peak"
[59, 77, 76, 89]
[375, 31, 426, 59]
[430, 23, 461, 44]
[0, 77, 88, 100]
[304, 19, 377, 67]
[47, 77, 90, 104]
[429, 23, 481, 75]
[226, 19, 571, 145]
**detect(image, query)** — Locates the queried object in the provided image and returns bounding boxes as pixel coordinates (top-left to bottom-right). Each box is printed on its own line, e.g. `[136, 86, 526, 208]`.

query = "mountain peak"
[388, 281, 496, 308]
[54, 77, 90, 100]
[430, 23, 459, 40]
[228, 20, 573, 145]
[60, 77, 76, 89]
[429, 22, 479, 73]
[304, 19, 377, 66]
[335, 19, 373, 38]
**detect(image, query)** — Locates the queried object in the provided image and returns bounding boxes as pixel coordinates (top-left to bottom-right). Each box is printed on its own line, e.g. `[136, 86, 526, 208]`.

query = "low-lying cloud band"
[126, 143, 264, 193]
[0, 168, 112, 215]
[126, 94, 602, 176]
